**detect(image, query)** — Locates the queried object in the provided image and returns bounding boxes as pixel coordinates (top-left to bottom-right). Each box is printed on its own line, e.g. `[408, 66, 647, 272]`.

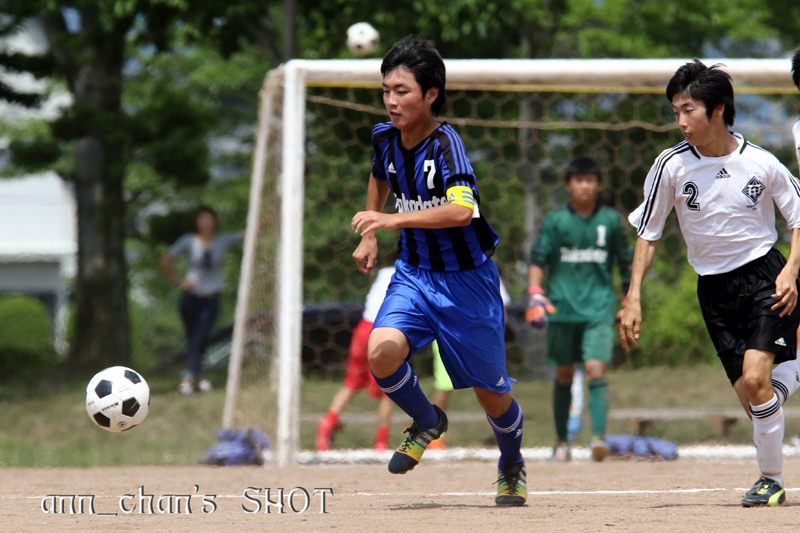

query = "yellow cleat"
[495, 463, 527, 506]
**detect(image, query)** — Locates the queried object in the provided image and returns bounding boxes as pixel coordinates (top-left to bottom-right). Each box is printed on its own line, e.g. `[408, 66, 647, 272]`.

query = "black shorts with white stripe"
[697, 248, 800, 385]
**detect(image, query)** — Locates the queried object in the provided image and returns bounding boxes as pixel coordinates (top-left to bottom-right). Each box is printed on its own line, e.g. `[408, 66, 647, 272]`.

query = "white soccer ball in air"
[346, 22, 379, 57]
[86, 366, 150, 432]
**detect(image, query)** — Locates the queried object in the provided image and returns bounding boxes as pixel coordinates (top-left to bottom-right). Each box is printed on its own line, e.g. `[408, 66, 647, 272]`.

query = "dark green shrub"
[632, 259, 716, 367]
[0, 294, 59, 382]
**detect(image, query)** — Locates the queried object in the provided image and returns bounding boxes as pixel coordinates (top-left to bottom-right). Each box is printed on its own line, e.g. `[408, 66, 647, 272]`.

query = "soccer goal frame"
[224, 57, 793, 467]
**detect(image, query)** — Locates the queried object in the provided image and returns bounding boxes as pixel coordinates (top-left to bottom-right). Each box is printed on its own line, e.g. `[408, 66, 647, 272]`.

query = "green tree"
[0, 0, 312, 375]
[0, 3, 223, 375]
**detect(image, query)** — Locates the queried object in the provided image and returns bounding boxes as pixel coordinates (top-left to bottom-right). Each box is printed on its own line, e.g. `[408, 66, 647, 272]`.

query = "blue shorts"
[373, 258, 511, 393]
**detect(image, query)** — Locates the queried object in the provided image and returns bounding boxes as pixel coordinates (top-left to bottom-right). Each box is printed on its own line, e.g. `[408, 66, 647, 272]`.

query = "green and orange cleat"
[495, 463, 527, 506]
[388, 406, 448, 474]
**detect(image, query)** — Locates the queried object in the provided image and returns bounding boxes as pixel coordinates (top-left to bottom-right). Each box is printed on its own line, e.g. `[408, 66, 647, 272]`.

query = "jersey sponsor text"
[559, 247, 608, 264]
[394, 191, 448, 212]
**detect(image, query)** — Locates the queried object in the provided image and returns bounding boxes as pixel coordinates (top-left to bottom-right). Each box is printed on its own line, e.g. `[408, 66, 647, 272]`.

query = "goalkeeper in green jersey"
[527, 157, 632, 462]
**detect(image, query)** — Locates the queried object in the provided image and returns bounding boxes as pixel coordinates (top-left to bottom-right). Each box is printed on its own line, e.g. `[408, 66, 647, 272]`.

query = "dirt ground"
[3, 458, 800, 533]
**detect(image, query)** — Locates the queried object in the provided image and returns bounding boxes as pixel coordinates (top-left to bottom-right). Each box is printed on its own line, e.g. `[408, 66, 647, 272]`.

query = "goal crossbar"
[296, 58, 794, 91]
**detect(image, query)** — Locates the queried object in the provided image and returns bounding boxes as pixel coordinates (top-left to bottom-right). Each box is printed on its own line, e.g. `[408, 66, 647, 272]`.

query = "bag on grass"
[203, 428, 271, 466]
[605, 434, 678, 461]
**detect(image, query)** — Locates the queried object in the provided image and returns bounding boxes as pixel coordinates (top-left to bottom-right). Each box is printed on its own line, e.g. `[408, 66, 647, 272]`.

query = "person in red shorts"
[316, 266, 396, 451]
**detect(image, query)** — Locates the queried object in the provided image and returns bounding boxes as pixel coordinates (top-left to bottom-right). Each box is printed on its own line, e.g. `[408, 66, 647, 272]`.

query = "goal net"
[224, 58, 799, 466]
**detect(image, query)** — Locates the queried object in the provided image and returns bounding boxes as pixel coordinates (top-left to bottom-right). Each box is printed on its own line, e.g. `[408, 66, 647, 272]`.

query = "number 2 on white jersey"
[683, 181, 700, 211]
[424, 159, 435, 189]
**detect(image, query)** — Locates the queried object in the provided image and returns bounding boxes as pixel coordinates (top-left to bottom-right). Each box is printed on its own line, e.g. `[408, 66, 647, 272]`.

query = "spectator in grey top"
[161, 206, 243, 396]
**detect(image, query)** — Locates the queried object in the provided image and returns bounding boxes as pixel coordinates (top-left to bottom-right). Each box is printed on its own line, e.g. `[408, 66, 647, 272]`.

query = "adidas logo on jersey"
[714, 168, 731, 179]
[775, 338, 787, 346]
[387, 162, 396, 174]
[496, 377, 505, 387]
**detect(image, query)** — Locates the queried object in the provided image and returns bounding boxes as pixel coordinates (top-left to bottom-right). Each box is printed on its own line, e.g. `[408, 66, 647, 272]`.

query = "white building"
[0, 172, 76, 353]
[0, 20, 75, 353]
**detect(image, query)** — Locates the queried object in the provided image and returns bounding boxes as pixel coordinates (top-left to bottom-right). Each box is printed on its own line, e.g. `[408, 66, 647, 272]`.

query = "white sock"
[569, 367, 584, 417]
[750, 394, 784, 486]
[772, 357, 800, 405]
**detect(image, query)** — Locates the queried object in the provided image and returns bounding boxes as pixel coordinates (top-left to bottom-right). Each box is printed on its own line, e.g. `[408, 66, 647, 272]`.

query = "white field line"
[285, 443, 800, 465]
[347, 488, 748, 496]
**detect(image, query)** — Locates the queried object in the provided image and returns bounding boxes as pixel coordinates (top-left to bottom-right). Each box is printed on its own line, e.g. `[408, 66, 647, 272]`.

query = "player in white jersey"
[621, 60, 800, 507]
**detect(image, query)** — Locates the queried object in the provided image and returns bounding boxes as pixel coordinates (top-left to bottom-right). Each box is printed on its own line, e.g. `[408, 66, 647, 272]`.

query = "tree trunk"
[71, 133, 131, 375]
[48, 13, 133, 376]
[283, 0, 297, 61]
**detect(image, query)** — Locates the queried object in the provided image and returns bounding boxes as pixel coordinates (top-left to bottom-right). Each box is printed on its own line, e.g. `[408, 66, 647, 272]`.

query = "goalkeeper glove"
[526, 286, 556, 329]
[614, 298, 627, 327]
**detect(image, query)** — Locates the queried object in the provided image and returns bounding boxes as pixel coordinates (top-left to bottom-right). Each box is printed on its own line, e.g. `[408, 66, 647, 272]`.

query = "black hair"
[381, 37, 446, 116]
[792, 46, 800, 91]
[564, 157, 603, 182]
[666, 59, 735, 127]
[194, 205, 217, 221]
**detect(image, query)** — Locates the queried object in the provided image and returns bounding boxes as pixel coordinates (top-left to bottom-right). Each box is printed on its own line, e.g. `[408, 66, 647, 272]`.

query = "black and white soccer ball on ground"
[346, 22, 379, 57]
[86, 366, 150, 432]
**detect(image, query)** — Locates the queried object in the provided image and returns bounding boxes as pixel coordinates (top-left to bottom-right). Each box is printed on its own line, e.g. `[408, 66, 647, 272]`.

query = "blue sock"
[487, 398, 524, 469]
[373, 362, 439, 430]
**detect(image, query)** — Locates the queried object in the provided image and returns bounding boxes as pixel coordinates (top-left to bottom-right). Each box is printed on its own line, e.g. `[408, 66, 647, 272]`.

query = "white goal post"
[224, 58, 795, 467]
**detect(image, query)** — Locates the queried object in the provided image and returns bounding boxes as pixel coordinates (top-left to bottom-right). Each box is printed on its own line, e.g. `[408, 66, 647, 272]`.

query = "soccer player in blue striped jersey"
[351, 37, 526, 507]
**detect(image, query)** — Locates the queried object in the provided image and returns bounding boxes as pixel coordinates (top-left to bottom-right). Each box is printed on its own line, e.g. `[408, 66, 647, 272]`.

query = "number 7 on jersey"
[424, 159, 435, 189]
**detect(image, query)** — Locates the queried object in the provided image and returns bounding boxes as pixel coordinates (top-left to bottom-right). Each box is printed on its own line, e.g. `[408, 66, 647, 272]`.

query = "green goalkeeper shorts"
[546, 321, 613, 367]
[432, 340, 454, 391]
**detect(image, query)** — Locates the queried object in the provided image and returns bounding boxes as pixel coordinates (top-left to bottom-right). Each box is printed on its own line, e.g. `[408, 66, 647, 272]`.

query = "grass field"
[1, 365, 796, 468]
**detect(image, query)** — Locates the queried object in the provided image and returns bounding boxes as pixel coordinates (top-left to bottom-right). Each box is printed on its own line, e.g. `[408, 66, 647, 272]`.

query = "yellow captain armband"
[446, 185, 480, 218]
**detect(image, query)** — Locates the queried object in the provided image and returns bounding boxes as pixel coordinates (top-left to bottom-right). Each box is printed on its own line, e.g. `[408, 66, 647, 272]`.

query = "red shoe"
[374, 425, 390, 451]
[316, 414, 339, 451]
